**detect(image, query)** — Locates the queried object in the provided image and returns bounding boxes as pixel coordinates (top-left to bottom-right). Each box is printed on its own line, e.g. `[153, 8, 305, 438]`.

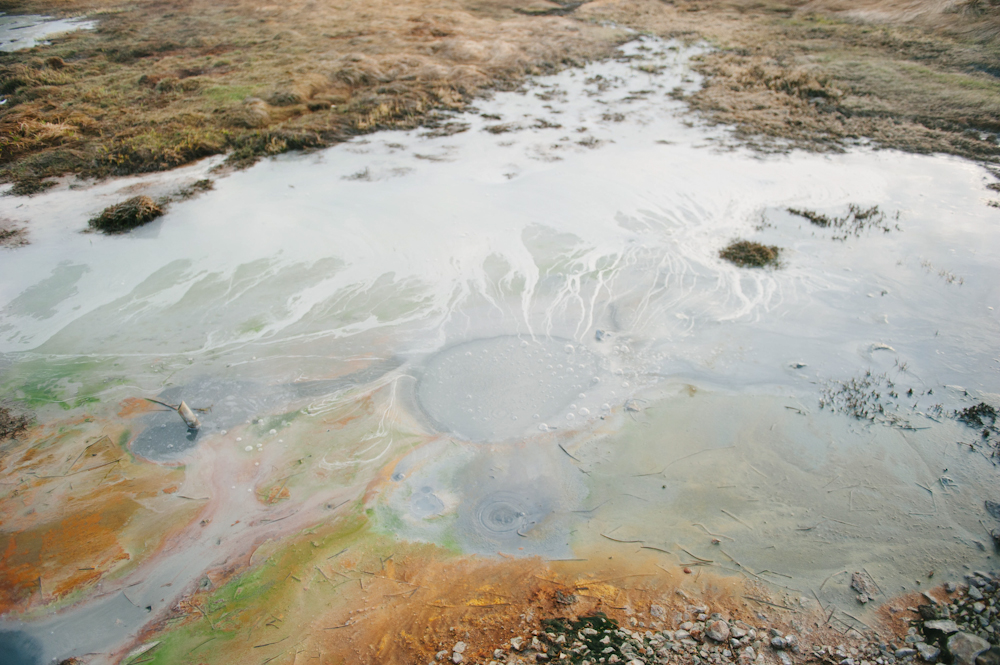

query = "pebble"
[453, 642, 466, 654]
[510, 637, 524, 651]
[451, 654, 463, 664]
[771, 637, 788, 650]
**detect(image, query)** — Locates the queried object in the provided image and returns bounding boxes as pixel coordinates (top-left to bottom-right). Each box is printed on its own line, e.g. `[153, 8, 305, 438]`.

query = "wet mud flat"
[0, 34, 999, 665]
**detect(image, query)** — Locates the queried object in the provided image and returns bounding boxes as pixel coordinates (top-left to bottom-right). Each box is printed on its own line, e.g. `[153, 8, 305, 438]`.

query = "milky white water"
[2, 37, 1000, 663]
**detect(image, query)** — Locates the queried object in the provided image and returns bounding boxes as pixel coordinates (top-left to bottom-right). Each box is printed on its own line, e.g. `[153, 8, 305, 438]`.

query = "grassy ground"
[0, 0, 621, 193]
[0, 0, 998, 193]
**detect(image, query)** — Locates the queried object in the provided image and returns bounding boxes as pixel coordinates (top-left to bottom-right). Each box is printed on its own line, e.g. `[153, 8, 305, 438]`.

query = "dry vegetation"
[580, 0, 1000, 158]
[0, 0, 998, 192]
[0, 0, 622, 193]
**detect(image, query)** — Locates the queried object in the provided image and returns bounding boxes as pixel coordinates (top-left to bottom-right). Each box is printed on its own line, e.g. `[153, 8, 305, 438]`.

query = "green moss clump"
[88, 196, 164, 234]
[719, 240, 781, 268]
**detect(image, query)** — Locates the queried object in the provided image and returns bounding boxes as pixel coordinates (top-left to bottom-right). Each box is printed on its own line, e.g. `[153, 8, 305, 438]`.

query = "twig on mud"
[720, 509, 752, 529]
[558, 442, 582, 462]
[640, 545, 672, 554]
[188, 637, 217, 655]
[678, 547, 713, 563]
[324, 622, 352, 630]
[862, 567, 885, 597]
[600, 532, 643, 544]
[328, 547, 349, 559]
[692, 522, 735, 541]
[663, 445, 736, 472]
[819, 570, 848, 592]
[571, 500, 609, 514]
[822, 515, 859, 527]
[745, 596, 795, 611]
[254, 637, 289, 648]
[840, 610, 872, 629]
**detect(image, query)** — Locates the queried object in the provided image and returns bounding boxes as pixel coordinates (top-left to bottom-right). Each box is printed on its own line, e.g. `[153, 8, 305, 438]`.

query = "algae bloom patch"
[719, 239, 780, 268]
[88, 196, 164, 234]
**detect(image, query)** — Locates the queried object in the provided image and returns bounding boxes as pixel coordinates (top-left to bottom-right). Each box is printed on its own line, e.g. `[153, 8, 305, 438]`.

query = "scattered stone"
[650, 604, 666, 619]
[948, 632, 991, 665]
[925, 620, 960, 635]
[436, 651, 449, 661]
[771, 637, 788, 650]
[451, 653, 463, 664]
[852, 572, 878, 604]
[511, 637, 524, 651]
[971, 587, 985, 601]
[453, 642, 466, 654]
[707, 621, 731, 643]
[895, 648, 917, 658]
[918, 643, 941, 663]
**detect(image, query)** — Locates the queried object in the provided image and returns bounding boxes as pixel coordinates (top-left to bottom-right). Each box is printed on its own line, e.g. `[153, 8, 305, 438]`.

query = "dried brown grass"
[1, 0, 998, 192]
[0, 0, 622, 189]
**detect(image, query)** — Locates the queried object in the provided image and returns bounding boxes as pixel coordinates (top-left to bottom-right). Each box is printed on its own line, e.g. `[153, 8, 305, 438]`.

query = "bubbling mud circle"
[416, 336, 600, 442]
[475, 492, 529, 534]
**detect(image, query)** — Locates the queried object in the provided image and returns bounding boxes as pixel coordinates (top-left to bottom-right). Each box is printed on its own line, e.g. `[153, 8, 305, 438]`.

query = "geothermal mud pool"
[1, 36, 1000, 664]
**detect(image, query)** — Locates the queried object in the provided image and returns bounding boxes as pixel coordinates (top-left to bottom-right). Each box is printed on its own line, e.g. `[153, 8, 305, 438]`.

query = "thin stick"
[720, 509, 752, 529]
[745, 596, 794, 611]
[692, 522, 735, 541]
[862, 567, 884, 596]
[324, 623, 352, 630]
[640, 545, 672, 554]
[819, 570, 847, 592]
[601, 533, 643, 544]
[679, 547, 712, 563]
[188, 637, 217, 655]
[255, 637, 289, 649]
[558, 443, 581, 462]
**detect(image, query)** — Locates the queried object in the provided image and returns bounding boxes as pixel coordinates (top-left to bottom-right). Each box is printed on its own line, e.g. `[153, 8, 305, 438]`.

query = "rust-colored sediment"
[0, 415, 198, 613]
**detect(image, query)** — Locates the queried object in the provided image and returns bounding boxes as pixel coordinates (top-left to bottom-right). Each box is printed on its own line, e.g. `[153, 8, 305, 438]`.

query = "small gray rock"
[453, 642, 467, 654]
[451, 654, 463, 664]
[948, 632, 991, 665]
[510, 637, 524, 651]
[918, 643, 941, 663]
[896, 649, 918, 659]
[779, 651, 793, 665]
[436, 650, 449, 661]
[925, 620, 960, 634]
[970, 587, 985, 601]
[772, 637, 788, 650]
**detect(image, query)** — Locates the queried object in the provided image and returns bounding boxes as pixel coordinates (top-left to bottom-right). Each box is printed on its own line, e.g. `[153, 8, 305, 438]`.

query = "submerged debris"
[787, 204, 900, 241]
[719, 240, 781, 268]
[820, 370, 912, 428]
[88, 196, 164, 234]
[145, 398, 203, 429]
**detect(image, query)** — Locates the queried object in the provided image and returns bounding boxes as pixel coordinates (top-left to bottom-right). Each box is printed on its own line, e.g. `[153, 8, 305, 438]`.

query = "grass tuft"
[719, 239, 781, 267]
[88, 195, 164, 233]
